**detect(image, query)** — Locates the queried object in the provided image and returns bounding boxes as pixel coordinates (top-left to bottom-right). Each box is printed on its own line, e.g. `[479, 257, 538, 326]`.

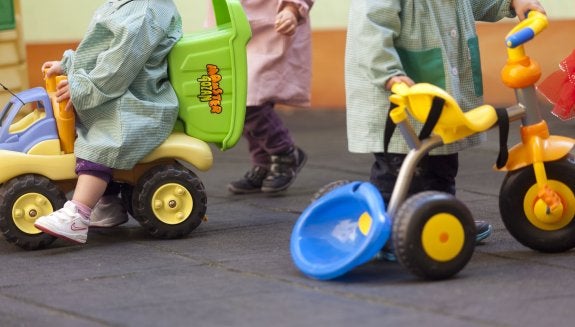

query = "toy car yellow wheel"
[132, 163, 206, 239]
[500, 155, 575, 253]
[0, 175, 64, 250]
[393, 191, 476, 280]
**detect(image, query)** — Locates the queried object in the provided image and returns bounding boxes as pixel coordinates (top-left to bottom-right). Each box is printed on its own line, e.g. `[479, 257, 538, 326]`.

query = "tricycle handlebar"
[505, 11, 547, 49]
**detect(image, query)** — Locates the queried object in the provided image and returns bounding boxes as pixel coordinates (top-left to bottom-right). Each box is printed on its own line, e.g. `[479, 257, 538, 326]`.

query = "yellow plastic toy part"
[505, 11, 548, 62]
[421, 213, 465, 262]
[0, 150, 77, 184]
[390, 83, 498, 144]
[139, 133, 214, 172]
[45, 74, 76, 154]
[0, 133, 214, 185]
[389, 93, 408, 124]
[8, 109, 46, 134]
[497, 121, 575, 171]
[501, 11, 547, 88]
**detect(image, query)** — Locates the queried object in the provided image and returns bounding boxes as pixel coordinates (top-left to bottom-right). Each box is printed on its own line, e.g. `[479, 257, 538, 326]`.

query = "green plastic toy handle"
[212, 0, 232, 26]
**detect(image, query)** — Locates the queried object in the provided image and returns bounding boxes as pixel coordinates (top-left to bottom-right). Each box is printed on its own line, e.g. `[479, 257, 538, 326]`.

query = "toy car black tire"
[132, 163, 206, 239]
[0, 175, 64, 250]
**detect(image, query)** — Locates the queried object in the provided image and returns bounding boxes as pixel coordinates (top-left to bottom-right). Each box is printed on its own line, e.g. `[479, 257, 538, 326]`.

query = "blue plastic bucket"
[290, 181, 391, 280]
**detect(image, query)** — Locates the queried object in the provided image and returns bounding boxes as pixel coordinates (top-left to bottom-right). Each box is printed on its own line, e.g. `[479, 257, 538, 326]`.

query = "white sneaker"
[90, 195, 129, 228]
[34, 201, 89, 244]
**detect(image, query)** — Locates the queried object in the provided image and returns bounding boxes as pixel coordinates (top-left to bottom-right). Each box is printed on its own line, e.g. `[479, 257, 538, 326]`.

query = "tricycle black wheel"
[310, 179, 352, 202]
[132, 163, 206, 239]
[0, 175, 65, 250]
[499, 155, 575, 253]
[393, 191, 476, 280]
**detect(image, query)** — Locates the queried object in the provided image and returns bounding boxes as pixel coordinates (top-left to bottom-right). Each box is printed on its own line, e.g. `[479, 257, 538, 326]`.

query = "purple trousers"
[75, 158, 120, 196]
[243, 102, 294, 167]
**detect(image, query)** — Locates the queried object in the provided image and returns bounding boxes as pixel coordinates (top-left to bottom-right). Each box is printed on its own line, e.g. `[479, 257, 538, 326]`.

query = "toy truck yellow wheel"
[12, 192, 54, 234]
[132, 163, 206, 239]
[500, 155, 575, 252]
[0, 175, 65, 250]
[393, 191, 476, 280]
[150, 183, 194, 225]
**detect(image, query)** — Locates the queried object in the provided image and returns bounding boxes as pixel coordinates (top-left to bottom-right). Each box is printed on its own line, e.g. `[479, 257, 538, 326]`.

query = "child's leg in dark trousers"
[228, 102, 307, 194]
[369, 153, 458, 203]
[244, 102, 294, 167]
[369, 152, 491, 246]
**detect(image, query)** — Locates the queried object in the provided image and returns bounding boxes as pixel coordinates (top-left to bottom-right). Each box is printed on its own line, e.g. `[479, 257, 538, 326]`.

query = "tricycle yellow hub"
[421, 213, 465, 262]
[524, 180, 575, 230]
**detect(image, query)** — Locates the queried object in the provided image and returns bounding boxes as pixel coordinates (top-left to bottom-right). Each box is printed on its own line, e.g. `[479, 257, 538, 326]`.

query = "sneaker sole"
[34, 224, 87, 244]
[261, 149, 308, 193]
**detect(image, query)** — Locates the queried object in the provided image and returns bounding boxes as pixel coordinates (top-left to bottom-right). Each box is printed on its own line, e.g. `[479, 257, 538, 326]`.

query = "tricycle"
[290, 11, 575, 280]
[0, 0, 251, 250]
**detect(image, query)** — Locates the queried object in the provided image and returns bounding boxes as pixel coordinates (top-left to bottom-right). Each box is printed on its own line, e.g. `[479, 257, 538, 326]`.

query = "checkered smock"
[345, 0, 514, 155]
[61, 0, 182, 169]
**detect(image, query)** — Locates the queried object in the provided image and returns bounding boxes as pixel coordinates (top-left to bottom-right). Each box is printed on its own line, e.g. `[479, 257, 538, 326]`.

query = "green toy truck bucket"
[169, 0, 251, 150]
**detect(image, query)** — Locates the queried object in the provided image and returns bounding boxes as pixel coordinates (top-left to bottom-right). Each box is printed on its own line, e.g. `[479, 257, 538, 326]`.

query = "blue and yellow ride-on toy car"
[0, 0, 251, 250]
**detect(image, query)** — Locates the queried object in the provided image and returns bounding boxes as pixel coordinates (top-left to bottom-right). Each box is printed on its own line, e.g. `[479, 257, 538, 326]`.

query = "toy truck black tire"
[131, 163, 206, 239]
[0, 175, 64, 250]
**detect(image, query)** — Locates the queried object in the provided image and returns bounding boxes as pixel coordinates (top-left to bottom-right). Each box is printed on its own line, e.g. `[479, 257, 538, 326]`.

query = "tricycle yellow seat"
[391, 83, 499, 144]
[168, 0, 251, 151]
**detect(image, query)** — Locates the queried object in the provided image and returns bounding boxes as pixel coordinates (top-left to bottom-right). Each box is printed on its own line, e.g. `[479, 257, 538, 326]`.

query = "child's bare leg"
[72, 174, 108, 208]
[33, 173, 107, 244]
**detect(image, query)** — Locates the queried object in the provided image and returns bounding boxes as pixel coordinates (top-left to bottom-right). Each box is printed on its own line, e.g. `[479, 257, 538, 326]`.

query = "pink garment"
[207, 0, 314, 107]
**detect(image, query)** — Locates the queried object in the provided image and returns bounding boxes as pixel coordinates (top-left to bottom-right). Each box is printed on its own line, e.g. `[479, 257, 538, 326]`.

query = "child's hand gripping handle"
[501, 11, 547, 88]
[45, 73, 76, 154]
[505, 11, 547, 49]
[55, 76, 74, 119]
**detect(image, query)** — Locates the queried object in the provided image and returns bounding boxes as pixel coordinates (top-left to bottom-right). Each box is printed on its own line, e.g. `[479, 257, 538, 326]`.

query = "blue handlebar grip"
[506, 28, 535, 48]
